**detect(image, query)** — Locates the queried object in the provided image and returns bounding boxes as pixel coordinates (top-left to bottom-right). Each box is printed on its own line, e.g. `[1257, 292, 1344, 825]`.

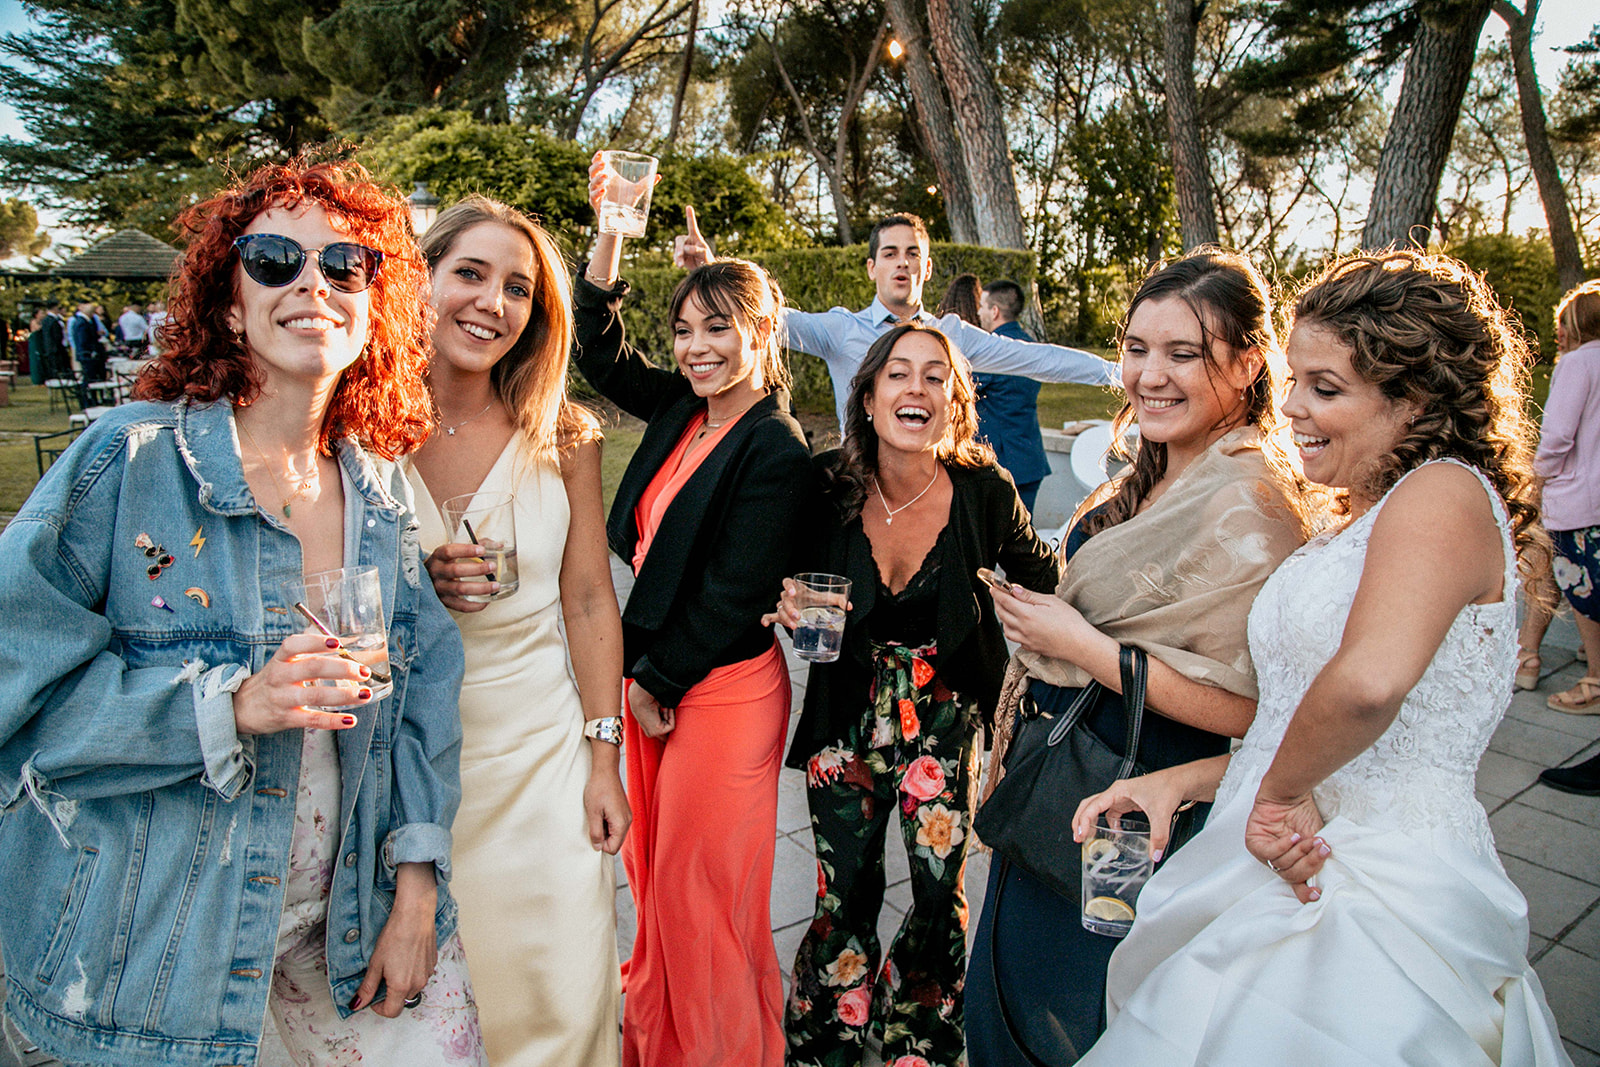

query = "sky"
[0, 0, 1593, 255]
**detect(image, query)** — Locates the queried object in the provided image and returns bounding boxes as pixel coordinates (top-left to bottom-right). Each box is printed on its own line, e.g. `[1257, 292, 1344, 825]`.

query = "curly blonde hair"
[1291, 249, 1546, 572]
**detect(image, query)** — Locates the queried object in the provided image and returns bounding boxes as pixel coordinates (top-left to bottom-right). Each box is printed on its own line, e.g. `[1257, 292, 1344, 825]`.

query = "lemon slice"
[1083, 896, 1136, 922]
[1084, 839, 1120, 864]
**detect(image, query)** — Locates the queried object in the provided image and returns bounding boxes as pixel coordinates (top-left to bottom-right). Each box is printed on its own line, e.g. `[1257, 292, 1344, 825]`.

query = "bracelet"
[583, 715, 624, 745]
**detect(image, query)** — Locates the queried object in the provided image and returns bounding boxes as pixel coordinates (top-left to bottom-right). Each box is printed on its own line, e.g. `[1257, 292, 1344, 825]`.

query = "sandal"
[1547, 676, 1600, 714]
[1515, 648, 1542, 691]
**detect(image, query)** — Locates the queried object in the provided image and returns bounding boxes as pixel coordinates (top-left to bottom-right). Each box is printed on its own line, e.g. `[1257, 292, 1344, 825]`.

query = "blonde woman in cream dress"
[404, 197, 629, 1067]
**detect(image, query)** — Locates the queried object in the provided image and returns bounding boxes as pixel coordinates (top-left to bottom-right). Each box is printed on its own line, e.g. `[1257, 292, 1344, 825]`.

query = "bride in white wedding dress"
[1072, 251, 1572, 1067]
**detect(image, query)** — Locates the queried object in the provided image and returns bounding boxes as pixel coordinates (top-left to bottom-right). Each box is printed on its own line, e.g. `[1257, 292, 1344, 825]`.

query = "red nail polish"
[359, 666, 371, 678]
[326, 637, 340, 649]
[358, 688, 372, 700]
[342, 715, 357, 726]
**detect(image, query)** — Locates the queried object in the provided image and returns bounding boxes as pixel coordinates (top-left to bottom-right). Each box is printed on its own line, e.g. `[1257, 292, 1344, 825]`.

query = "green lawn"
[0, 382, 77, 515]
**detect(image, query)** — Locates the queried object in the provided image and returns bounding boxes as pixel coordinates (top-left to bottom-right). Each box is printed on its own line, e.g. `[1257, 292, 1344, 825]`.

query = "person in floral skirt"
[768, 323, 1059, 1067]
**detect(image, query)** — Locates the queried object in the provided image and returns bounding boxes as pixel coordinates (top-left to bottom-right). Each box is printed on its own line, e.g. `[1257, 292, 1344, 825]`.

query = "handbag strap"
[1044, 678, 1102, 747]
[1115, 645, 1148, 779]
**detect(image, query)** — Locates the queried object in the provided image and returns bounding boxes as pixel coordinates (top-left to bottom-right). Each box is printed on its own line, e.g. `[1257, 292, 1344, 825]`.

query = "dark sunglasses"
[233, 234, 384, 293]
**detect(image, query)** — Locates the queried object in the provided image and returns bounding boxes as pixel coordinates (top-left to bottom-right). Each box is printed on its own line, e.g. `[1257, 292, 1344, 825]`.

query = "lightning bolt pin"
[190, 527, 206, 558]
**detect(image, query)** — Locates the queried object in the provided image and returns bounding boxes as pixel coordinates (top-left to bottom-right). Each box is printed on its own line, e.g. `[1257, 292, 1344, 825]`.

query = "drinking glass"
[1081, 813, 1154, 938]
[441, 490, 520, 603]
[280, 565, 393, 710]
[597, 151, 659, 238]
[791, 573, 851, 663]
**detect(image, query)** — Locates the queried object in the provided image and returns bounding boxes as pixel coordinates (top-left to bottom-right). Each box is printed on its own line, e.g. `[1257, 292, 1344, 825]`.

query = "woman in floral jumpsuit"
[771, 323, 1059, 1067]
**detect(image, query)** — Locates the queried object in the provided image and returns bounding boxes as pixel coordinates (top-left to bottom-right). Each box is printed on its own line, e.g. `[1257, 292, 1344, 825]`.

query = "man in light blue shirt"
[685, 210, 1120, 430]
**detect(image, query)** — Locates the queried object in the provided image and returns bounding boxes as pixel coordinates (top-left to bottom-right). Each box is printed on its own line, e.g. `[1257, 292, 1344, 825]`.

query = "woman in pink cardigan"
[1536, 280, 1600, 794]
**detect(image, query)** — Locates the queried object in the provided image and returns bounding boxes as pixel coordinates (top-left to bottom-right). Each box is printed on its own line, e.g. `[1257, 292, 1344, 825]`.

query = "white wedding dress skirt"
[1081, 463, 1572, 1067]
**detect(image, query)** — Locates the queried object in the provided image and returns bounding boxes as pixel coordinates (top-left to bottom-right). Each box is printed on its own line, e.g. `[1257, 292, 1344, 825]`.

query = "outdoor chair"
[45, 377, 78, 414]
[34, 427, 82, 479]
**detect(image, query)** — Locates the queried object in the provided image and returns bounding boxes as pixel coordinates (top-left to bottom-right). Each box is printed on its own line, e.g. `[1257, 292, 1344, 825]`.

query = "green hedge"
[593, 242, 1037, 414]
[1446, 233, 1568, 363]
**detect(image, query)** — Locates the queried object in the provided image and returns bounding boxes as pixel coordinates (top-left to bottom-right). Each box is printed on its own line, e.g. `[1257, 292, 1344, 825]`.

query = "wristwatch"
[583, 715, 625, 745]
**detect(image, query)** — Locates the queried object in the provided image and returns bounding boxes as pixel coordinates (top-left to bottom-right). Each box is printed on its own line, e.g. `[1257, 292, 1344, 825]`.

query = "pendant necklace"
[238, 418, 315, 518]
[437, 400, 496, 437]
[873, 468, 939, 526]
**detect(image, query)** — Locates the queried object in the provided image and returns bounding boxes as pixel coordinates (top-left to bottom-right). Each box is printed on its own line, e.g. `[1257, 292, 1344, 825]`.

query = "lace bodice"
[1216, 461, 1519, 855]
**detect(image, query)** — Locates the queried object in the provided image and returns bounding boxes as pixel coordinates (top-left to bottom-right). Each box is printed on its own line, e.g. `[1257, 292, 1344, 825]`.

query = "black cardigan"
[784, 451, 1061, 768]
[573, 271, 816, 707]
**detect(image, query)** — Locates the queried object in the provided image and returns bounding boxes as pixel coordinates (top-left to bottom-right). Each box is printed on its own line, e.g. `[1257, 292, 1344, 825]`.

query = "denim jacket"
[0, 399, 465, 1067]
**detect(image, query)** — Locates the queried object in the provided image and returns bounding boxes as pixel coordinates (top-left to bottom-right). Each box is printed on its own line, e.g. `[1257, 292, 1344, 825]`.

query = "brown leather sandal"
[1515, 648, 1542, 691]
[1547, 676, 1600, 714]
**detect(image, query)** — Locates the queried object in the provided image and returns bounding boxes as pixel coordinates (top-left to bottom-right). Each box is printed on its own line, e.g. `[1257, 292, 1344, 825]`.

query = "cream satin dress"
[405, 438, 621, 1067]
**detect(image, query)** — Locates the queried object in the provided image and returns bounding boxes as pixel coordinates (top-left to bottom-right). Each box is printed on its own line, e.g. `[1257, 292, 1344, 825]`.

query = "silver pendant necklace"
[873, 469, 939, 525]
[437, 400, 495, 437]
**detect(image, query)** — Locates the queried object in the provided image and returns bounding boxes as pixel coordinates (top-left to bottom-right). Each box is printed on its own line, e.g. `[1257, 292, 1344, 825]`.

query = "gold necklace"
[238, 417, 316, 518]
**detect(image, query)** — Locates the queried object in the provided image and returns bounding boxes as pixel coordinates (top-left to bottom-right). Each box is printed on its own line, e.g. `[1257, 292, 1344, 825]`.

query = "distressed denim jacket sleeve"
[377, 464, 464, 882]
[0, 417, 253, 843]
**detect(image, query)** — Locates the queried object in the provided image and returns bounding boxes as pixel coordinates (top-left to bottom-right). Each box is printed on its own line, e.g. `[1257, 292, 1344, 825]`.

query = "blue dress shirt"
[781, 297, 1119, 430]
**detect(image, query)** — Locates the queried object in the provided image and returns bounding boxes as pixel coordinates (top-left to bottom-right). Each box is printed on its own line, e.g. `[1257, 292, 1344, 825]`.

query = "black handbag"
[975, 645, 1202, 903]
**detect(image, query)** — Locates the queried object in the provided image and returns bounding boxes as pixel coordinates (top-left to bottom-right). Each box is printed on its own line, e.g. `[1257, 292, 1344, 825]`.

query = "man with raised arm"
[675, 209, 1119, 431]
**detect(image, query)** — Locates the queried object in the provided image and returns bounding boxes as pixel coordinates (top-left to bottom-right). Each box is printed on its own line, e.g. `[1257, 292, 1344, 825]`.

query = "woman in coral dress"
[576, 159, 816, 1067]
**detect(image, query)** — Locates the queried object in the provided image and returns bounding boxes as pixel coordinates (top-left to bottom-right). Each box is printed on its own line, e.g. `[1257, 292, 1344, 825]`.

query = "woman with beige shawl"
[964, 250, 1308, 1066]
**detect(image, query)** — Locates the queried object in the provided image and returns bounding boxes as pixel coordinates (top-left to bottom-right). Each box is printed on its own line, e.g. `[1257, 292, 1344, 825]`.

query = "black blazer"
[785, 451, 1060, 768]
[573, 272, 816, 707]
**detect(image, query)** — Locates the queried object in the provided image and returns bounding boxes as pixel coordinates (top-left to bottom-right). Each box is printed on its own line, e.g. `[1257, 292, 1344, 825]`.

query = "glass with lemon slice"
[1081, 814, 1154, 937]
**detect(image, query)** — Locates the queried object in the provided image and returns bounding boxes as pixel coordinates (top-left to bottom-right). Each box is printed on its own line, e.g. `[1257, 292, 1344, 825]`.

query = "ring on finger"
[1265, 858, 1281, 872]
[403, 991, 424, 1009]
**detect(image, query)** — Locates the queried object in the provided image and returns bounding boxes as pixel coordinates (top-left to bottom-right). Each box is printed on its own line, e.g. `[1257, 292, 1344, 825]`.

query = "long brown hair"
[831, 323, 994, 520]
[1085, 247, 1283, 535]
[1291, 250, 1545, 572]
[420, 196, 596, 463]
[1555, 279, 1600, 350]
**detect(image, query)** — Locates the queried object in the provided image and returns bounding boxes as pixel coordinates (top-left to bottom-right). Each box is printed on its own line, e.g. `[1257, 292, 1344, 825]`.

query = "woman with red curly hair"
[0, 160, 485, 1066]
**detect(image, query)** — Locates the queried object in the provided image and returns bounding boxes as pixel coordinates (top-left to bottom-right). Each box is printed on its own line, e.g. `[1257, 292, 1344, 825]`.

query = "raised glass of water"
[791, 572, 851, 663]
[441, 490, 520, 603]
[597, 151, 658, 238]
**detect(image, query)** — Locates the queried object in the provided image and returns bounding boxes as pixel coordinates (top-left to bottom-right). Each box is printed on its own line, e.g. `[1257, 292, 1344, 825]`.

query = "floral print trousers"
[786, 643, 978, 1067]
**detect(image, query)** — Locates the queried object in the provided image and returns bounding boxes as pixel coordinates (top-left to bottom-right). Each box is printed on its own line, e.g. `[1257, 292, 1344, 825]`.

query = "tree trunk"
[925, 0, 1028, 249]
[1496, 0, 1587, 288]
[1363, 0, 1491, 250]
[667, 0, 699, 147]
[1164, 0, 1218, 250]
[884, 0, 979, 244]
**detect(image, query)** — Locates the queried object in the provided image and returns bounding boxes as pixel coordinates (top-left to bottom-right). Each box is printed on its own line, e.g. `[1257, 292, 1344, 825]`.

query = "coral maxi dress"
[621, 411, 793, 1067]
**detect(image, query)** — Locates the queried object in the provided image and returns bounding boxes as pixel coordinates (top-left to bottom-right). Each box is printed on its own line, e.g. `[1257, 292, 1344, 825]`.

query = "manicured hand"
[628, 680, 675, 740]
[989, 583, 1093, 661]
[233, 633, 373, 734]
[584, 765, 631, 854]
[672, 205, 714, 270]
[1073, 767, 1190, 861]
[1245, 791, 1330, 904]
[761, 577, 852, 630]
[351, 863, 438, 1017]
[423, 542, 499, 612]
